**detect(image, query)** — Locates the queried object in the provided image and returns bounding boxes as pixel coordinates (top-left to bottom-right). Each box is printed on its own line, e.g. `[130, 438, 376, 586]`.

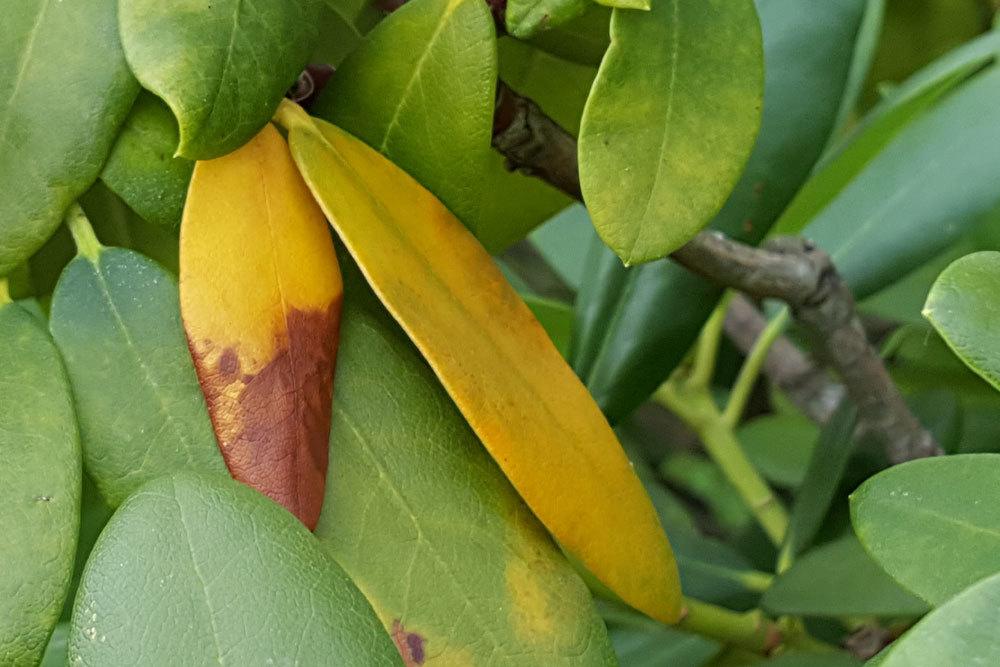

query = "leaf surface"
[0, 0, 138, 275]
[506, 0, 589, 38]
[180, 124, 342, 530]
[923, 251, 1000, 391]
[118, 0, 320, 158]
[316, 267, 615, 664]
[0, 302, 81, 665]
[578, 0, 763, 264]
[69, 473, 400, 666]
[50, 241, 224, 507]
[851, 453, 1000, 604]
[281, 105, 682, 624]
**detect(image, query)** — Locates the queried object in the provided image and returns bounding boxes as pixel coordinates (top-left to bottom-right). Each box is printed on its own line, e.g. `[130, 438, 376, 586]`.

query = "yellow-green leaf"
[180, 124, 343, 530]
[278, 101, 682, 624]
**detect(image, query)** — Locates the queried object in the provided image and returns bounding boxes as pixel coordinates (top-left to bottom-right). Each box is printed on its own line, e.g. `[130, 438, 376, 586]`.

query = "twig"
[500, 239, 576, 303]
[491, 81, 939, 464]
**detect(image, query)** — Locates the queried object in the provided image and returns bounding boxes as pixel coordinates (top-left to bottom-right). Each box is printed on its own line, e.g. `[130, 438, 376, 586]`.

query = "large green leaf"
[50, 241, 225, 506]
[101, 92, 193, 227]
[875, 571, 1000, 666]
[762, 536, 928, 617]
[0, 302, 81, 666]
[69, 473, 401, 665]
[314, 261, 616, 664]
[118, 0, 320, 159]
[506, 0, 589, 38]
[572, 0, 872, 422]
[923, 251, 1000, 391]
[0, 0, 138, 276]
[851, 454, 1000, 604]
[314, 0, 496, 236]
[578, 0, 763, 265]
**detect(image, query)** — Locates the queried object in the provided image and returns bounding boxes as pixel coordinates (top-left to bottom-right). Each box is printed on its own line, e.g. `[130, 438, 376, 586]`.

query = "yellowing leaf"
[180, 124, 343, 530]
[277, 101, 682, 624]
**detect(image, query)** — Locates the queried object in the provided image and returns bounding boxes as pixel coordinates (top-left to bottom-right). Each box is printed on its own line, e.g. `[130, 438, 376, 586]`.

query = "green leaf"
[875, 571, 1000, 666]
[790, 63, 1000, 299]
[923, 251, 1000, 392]
[50, 246, 225, 506]
[605, 609, 720, 667]
[571, 0, 874, 422]
[523, 294, 575, 356]
[578, 0, 763, 264]
[737, 414, 820, 488]
[314, 263, 616, 664]
[313, 0, 503, 245]
[763, 536, 928, 617]
[782, 403, 858, 559]
[0, 0, 138, 276]
[527, 5, 611, 67]
[0, 302, 81, 665]
[506, 0, 589, 39]
[101, 92, 194, 227]
[118, 0, 320, 159]
[851, 453, 1000, 605]
[595, 0, 650, 9]
[69, 473, 401, 665]
[39, 622, 69, 667]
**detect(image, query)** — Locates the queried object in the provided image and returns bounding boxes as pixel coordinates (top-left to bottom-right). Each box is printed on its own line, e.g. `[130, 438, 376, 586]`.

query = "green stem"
[657, 383, 789, 545]
[0, 278, 10, 305]
[722, 308, 790, 428]
[689, 293, 732, 389]
[678, 598, 782, 654]
[65, 204, 102, 261]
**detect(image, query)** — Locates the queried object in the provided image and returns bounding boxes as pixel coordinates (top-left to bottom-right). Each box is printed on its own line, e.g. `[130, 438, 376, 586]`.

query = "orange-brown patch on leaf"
[390, 620, 426, 666]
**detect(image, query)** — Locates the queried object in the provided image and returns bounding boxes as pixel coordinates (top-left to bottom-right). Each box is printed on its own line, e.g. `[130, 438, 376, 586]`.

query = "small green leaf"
[313, 0, 502, 245]
[315, 263, 616, 664]
[738, 414, 820, 488]
[851, 453, 1000, 604]
[594, 0, 650, 9]
[876, 572, 1000, 666]
[50, 245, 225, 506]
[118, 0, 320, 159]
[763, 536, 928, 617]
[69, 473, 401, 665]
[579, 0, 763, 264]
[506, 0, 589, 38]
[39, 622, 70, 667]
[527, 5, 611, 67]
[0, 302, 81, 665]
[0, 0, 138, 275]
[923, 251, 1000, 392]
[101, 92, 194, 227]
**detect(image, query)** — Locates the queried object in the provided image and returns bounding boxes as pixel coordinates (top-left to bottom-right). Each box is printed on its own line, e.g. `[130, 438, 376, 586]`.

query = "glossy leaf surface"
[923, 251, 1000, 391]
[118, 0, 320, 158]
[282, 105, 682, 624]
[572, 0, 872, 421]
[0, 0, 138, 275]
[50, 244, 225, 507]
[876, 572, 1000, 666]
[181, 124, 342, 530]
[69, 473, 400, 665]
[101, 92, 194, 227]
[578, 0, 763, 264]
[316, 269, 615, 664]
[314, 0, 500, 246]
[851, 454, 1000, 604]
[0, 302, 81, 665]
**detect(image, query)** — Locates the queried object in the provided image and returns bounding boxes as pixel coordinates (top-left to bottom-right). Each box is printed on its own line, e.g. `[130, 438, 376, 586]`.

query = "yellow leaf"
[277, 101, 682, 623]
[180, 123, 343, 530]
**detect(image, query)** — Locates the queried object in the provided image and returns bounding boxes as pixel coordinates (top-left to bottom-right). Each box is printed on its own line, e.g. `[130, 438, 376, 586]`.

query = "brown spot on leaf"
[190, 298, 341, 530]
[391, 620, 426, 666]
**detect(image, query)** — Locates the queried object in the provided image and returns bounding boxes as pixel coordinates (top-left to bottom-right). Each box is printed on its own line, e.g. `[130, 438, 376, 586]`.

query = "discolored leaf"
[875, 571, 1000, 666]
[50, 213, 225, 507]
[0, 0, 138, 275]
[578, 0, 763, 264]
[101, 92, 194, 227]
[313, 0, 501, 245]
[316, 266, 615, 664]
[118, 0, 320, 159]
[923, 251, 1000, 391]
[851, 454, 1000, 604]
[181, 123, 343, 530]
[0, 300, 81, 665]
[279, 103, 682, 624]
[69, 473, 401, 666]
